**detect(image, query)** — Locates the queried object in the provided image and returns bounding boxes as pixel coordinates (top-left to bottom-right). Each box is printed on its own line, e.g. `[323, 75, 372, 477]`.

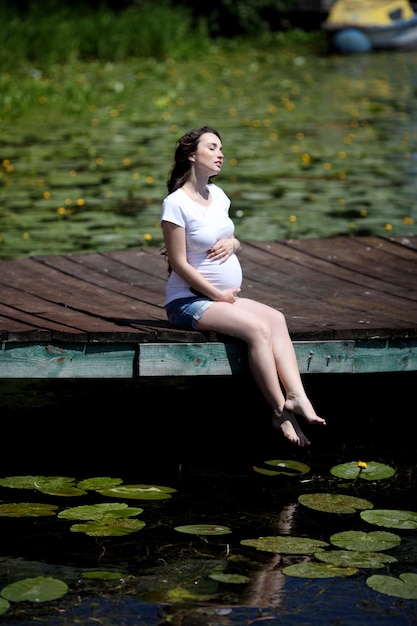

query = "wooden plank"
[240, 241, 417, 333]
[0, 342, 137, 378]
[138, 338, 417, 375]
[285, 236, 417, 293]
[2, 336, 414, 379]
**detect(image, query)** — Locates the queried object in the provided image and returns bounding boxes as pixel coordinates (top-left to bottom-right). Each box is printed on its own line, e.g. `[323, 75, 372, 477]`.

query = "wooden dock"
[1, 235, 416, 379]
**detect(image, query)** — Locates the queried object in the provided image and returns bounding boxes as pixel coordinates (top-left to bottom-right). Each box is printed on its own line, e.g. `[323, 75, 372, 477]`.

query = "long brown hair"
[162, 127, 222, 273]
[167, 126, 222, 193]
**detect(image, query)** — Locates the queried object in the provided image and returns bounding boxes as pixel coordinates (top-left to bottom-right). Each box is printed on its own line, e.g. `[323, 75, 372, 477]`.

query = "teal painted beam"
[0, 342, 137, 378]
[1, 338, 416, 378]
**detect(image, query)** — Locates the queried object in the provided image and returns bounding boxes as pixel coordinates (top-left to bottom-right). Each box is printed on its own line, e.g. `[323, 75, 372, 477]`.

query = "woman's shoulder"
[163, 187, 184, 203]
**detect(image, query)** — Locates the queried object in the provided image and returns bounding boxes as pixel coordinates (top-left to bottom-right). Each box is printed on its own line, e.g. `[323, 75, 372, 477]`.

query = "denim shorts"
[165, 296, 214, 331]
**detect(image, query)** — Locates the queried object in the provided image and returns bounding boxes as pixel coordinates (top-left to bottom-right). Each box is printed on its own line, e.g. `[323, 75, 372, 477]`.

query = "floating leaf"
[0, 476, 44, 489]
[283, 562, 358, 578]
[253, 466, 283, 476]
[360, 509, 417, 530]
[329, 530, 401, 552]
[58, 502, 143, 521]
[174, 524, 232, 536]
[240, 536, 329, 554]
[330, 461, 395, 481]
[98, 484, 176, 500]
[0, 503, 59, 518]
[0, 577, 68, 602]
[208, 572, 250, 584]
[253, 459, 311, 477]
[315, 549, 397, 568]
[366, 573, 417, 599]
[0, 475, 86, 496]
[298, 493, 373, 514]
[70, 518, 146, 537]
[0, 597, 10, 615]
[77, 477, 123, 490]
[81, 570, 125, 580]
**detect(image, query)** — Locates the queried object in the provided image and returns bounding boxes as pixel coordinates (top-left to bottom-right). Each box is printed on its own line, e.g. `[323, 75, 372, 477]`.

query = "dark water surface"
[1, 372, 416, 624]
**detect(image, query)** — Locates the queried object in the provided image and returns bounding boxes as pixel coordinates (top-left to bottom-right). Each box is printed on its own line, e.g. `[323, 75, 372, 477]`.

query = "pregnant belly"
[198, 255, 243, 290]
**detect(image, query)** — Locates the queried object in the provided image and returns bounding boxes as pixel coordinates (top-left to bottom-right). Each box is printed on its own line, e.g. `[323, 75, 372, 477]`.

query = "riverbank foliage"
[0, 0, 323, 68]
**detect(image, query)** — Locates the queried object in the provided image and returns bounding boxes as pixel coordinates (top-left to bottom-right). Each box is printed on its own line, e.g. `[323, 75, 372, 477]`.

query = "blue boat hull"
[323, 12, 417, 53]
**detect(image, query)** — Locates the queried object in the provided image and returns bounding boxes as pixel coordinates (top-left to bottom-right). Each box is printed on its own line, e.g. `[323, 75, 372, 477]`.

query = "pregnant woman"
[161, 126, 326, 446]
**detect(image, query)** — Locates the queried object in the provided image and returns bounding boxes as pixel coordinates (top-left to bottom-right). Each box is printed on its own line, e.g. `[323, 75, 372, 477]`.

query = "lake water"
[1, 372, 416, 624]
[1, 46, 417, 259]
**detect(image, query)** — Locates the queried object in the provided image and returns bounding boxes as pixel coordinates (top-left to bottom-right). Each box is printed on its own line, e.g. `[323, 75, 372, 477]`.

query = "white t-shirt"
[161, 183, 243, 305]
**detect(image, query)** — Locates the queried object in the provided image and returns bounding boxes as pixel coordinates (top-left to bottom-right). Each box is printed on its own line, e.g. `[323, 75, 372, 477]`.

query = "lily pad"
[360, 509, 417, 530]
[0, 503, 59, 517]
[298, 493, 374, 514]
[330, 461, 395, 481]
[58, 502, 143, 521]
[174, 524, 232, 536]
[208, 572, 250, 584]
[98, 484, 177, 500]
[0, 597, 10, 615]
[0, 576, 68, 602]
[81, 570, 125, 580]
[0, 475, 76, 492]
[77, 477, 123, 490]
[70, 518, 146, 536]
[253, 459, 311, 477]
[283, 562, 358, 578]
[329, 530, 401, 552]
[366, 572, 417, 599]
[240, 536, 329, 554]
[0, 475, 86, 497]
[36, 478, 87, 497]
[315, 549, 397, 568]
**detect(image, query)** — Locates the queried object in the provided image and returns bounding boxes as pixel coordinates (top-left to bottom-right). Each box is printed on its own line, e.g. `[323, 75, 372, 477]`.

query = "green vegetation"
[0, 1, 415, 258]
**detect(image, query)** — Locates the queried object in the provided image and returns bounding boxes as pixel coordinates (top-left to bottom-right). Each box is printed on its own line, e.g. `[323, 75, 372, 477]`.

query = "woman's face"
[191, 132, 224, 177]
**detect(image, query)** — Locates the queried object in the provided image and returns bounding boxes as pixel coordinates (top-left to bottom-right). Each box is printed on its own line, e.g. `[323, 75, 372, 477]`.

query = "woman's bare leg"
[198, 300, 315, 446]
[234, 299, 326, 427]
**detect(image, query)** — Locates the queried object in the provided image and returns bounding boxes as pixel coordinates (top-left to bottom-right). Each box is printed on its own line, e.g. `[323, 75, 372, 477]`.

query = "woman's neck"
[182, 180, 211, 206]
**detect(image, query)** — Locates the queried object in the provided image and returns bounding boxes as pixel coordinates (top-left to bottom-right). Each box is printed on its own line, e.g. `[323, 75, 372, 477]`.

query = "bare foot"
[284, 394, 326, 426]
[272, 409, 311, 447]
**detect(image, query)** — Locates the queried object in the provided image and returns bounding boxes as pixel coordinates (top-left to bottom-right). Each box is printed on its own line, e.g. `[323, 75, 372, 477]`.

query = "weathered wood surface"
[1, 235, 416, 377]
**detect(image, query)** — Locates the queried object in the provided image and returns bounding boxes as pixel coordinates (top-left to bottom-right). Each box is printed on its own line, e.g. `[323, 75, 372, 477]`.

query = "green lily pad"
[298, 493, 374, 514]
[360, 509, 417, 530]
[70, 518, 146, 536]
[330, 461, 395, 481]
[240, 536, 329, 554]
[98, 484, 176, 500]
[0, 503, 59, 517]
[315, 549, 397, 568]
[0, 475, 86, 497]
[329, 530, 401, 552]
[81, 570, 125, 580]
[283, 562, 358, 578]
[366, 572, 417, 599]
[58, 502, 143, 521]
[0, 476, 43, 489]
[0, 576, 68, 602]
[0, 597, 10, 615]
[77, 477, 123, 490]
[253, 459, 311, 477]
[174, 524, 232, 536]
[208, 572, 250, 584]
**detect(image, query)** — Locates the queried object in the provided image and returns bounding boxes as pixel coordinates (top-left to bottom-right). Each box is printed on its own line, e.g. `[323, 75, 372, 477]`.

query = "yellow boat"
[322, 0, 417, 52]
